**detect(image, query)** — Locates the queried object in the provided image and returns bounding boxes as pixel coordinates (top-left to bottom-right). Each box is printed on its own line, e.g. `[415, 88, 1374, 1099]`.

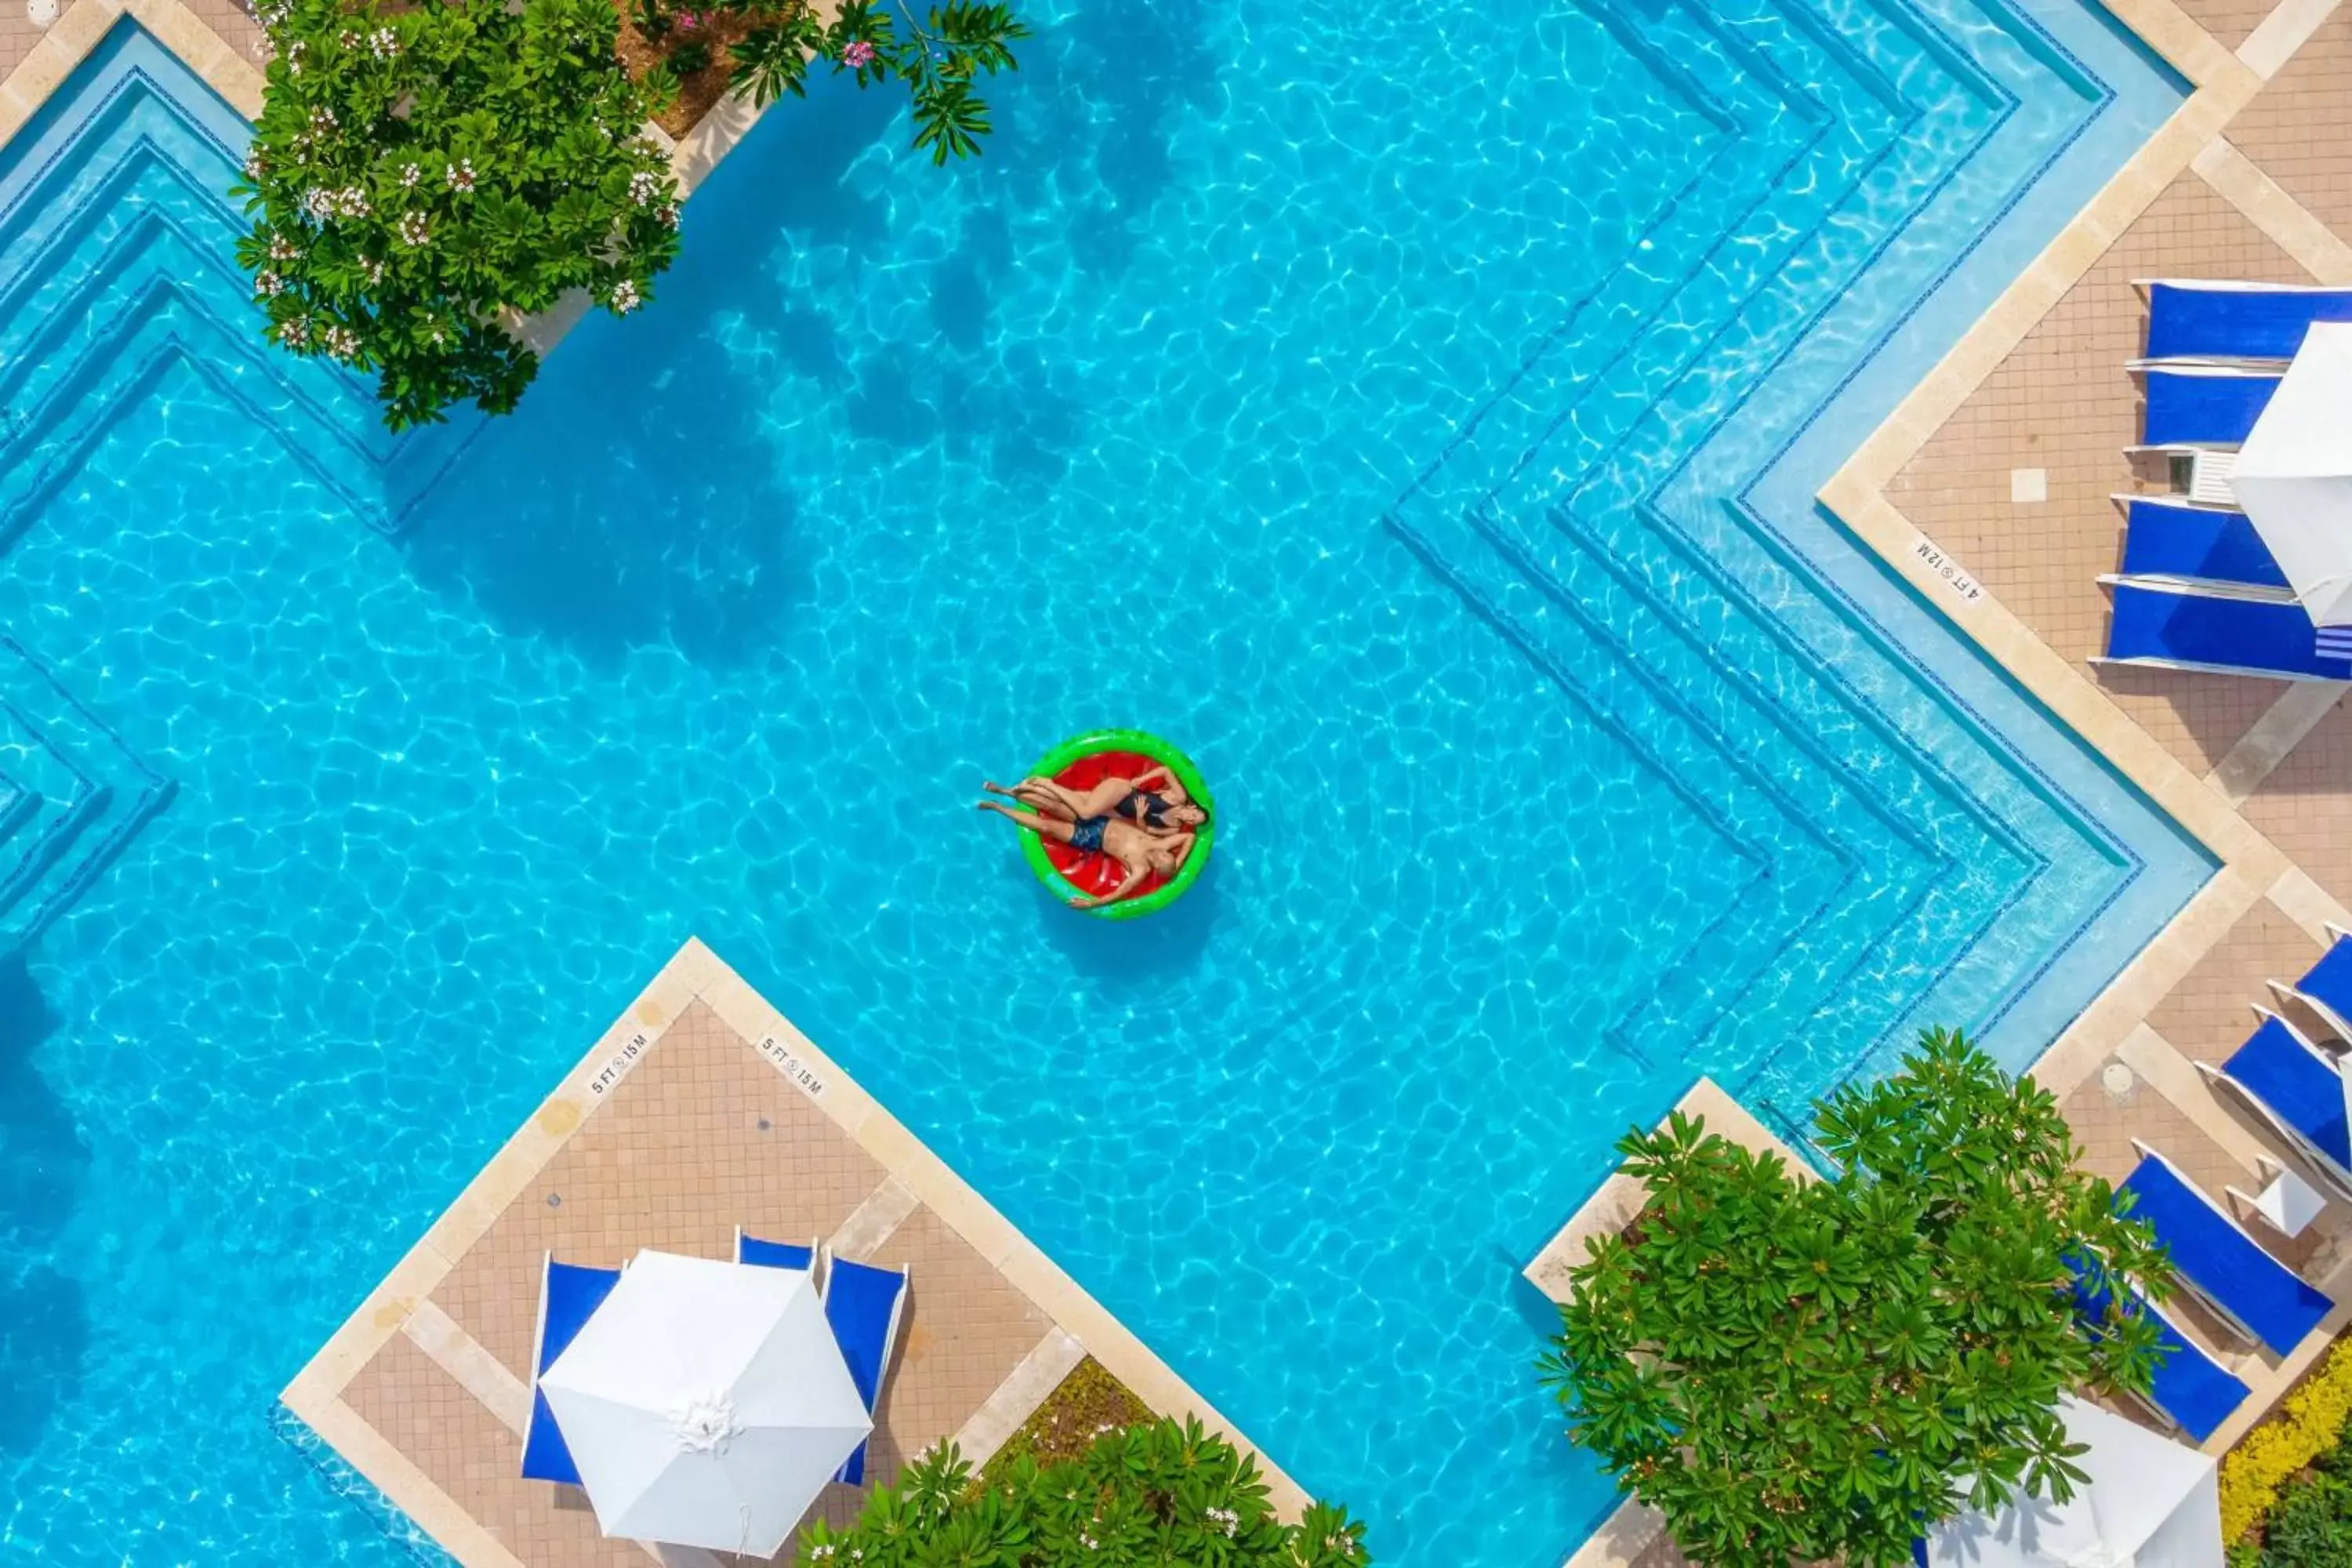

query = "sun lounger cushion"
[2143, 368, 2281, 446]
[825, 1256, 908, 1486]
[523, 1258, 621, 1484]
[737, 1233, 816, 1271]
[2105, 582, 2352, 680]
[2147, 281, 2352, 363]
[2069, 1266, 2249, 1443]
[2225, 1014, 2352, 1169]
[2292, 936, 2352, 1042]
[2118, 497, 2289, 591]
[2121, 1153, 2332, 1355]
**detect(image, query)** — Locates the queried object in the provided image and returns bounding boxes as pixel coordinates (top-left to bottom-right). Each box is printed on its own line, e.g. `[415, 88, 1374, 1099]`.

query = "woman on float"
[975, 797, 1200, 909]
[982, 764, 1207, 836]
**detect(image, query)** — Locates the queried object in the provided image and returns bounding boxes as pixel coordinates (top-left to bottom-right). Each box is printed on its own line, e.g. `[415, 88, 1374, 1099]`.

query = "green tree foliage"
[237, 0, 1025, 430]
[1539, 1028, 2174, 1568]
[729, 0, 1027, 163]
[236, 0, 684, 429]
[801, 1418, 1370, 1567]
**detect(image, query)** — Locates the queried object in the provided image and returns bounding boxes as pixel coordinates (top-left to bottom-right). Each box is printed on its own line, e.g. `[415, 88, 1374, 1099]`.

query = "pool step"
[0, 637, 172, 953]
[0, 263, 390, 538]
[1387, 0, 2129, 1097]
[1388, 499, 1865, 1061]
[1542, 494, 2037, 1068]
[1501, 495, 1968, 1055]
[1393, 0, 1828, 533]
[0, 78, 401, 544]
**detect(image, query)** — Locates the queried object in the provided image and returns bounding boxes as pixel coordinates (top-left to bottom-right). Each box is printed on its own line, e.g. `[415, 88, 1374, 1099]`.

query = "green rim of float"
[1016, 729, 1215, 920]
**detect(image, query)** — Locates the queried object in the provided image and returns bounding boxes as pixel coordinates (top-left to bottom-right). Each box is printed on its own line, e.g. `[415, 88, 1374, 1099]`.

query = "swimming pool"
[0, 3, 2195, 1564]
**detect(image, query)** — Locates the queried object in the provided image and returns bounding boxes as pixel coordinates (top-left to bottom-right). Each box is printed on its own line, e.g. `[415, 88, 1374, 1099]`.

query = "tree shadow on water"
[0, 956, 89, 1458]
[396, 74, 910, 670]
[1003, 0, 1221, 278]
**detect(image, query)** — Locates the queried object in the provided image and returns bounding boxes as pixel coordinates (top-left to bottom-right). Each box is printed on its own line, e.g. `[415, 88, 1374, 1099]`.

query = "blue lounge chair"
[824, 1254, 909, 1486]
[735, 1228, 819, 1276]
[2119, 1142, 2333, 1355]
[522, 1254, 622, 1483]
[2274, 927, 2352, 1046]
[2198, 1009, 2352, 1203]
[2143, 279, 2352, 363]
[2140, 366, 2281, 447]
[2099, 581, 2352, 681]
[2069, 1264, 2249, 1443]
[2113, 495, 2290, 594]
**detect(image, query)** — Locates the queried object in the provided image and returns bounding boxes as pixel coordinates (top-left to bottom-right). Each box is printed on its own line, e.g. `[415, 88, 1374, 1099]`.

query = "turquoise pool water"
[1, 5, 2197, 1564]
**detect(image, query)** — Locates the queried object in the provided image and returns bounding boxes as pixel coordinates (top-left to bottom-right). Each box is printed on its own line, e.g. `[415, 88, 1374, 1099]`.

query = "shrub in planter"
[1540, 1028, 2173, 1568]
[802, 1418, 1370, 1567]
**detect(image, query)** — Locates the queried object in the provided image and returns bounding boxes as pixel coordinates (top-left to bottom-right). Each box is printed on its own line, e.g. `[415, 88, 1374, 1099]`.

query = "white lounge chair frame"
[2267, 923, 2352, 1047]
[733, 1226, 827, 1295]
[2194, 1007, 2352, 1207]
[2125, 1138, 2316, 1350]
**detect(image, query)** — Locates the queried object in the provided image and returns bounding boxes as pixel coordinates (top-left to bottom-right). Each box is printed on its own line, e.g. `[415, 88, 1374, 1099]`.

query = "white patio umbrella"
[1921, 1396, 2222, 1568]
[2234, 320, 2352, 630]
[539, 1248, 871, 1556]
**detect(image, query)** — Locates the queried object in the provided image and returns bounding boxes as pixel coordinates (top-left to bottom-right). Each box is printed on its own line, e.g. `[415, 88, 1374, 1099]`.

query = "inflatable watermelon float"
[1016, 730, 1214, 920]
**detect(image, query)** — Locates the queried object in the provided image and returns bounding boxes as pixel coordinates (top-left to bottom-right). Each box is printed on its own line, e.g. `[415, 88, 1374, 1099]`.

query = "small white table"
[2230, 1157, 2328, 1239]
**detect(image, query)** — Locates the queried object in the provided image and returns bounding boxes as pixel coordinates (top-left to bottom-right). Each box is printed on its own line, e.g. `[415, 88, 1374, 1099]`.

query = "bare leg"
[1024, 776, 1137, 820]
[1011, 782, 1078, 821]
[977, 800, 1076, 845]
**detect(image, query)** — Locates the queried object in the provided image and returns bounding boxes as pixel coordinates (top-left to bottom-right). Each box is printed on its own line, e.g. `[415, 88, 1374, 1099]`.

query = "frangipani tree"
[1541, 1029, 2174, 1568]
[237, 0, 1025, 429]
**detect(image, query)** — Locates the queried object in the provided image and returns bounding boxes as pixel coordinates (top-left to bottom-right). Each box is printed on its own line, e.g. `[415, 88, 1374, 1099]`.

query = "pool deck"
[277, 938, 1302, 1566]
[16, 0, 2352, 1559]
[1548, 2, 2352, 1559]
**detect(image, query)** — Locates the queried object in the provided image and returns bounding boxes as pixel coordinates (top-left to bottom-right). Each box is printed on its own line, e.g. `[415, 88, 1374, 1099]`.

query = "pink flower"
[677, 10, 699, 27]
[842, 38, 875, 67]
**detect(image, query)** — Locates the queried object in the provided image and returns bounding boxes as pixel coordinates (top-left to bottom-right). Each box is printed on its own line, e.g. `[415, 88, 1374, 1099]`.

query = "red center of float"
[1041, 750, 1175, 903]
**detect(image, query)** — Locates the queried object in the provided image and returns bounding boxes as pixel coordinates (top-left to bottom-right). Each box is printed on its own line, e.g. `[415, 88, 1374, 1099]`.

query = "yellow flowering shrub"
[2223, 1337, 2352, 1544]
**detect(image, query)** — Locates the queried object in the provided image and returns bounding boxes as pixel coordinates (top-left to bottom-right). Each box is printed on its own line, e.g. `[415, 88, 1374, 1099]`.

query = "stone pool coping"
[280, 937, 1305, 1565]
[13, 0, 2352, 1559]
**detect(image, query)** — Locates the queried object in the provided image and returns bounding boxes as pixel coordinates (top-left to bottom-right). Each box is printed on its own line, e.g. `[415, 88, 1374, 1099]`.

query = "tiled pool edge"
[0, 0, 259, 132]
[1817, 0, 2352, 1104]
[277, 937, 1308, 1566]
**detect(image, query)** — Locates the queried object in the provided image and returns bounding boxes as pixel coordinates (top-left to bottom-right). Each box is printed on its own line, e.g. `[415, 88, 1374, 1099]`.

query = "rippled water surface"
[1, 5, 2194, 1565]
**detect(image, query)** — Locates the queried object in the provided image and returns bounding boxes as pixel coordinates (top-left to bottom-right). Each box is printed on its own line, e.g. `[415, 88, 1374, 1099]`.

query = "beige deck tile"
[854, 1205, 1056, 1477]
[347, 1334, 641, 1566]
[1884, 172, 2313, 779]
[2208, 684, 2351, 803]
[2186, 0, 2303, 49]
[2148, 896, 2325, 1060]
[2241, 0, 2346, 71]
[2194, 138, 2352, 279]
[2241, 698, 2352, 913]
[2226, 6, 2352, 236]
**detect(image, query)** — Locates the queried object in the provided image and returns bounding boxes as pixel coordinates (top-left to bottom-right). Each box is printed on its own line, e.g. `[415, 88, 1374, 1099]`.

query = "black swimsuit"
[1116, 789, 1173, 829]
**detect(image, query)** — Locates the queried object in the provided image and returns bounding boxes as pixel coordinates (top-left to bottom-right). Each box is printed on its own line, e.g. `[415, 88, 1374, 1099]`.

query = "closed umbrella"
[539, 1248, 871, 1556]
[2234, 320, 2352, 634]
